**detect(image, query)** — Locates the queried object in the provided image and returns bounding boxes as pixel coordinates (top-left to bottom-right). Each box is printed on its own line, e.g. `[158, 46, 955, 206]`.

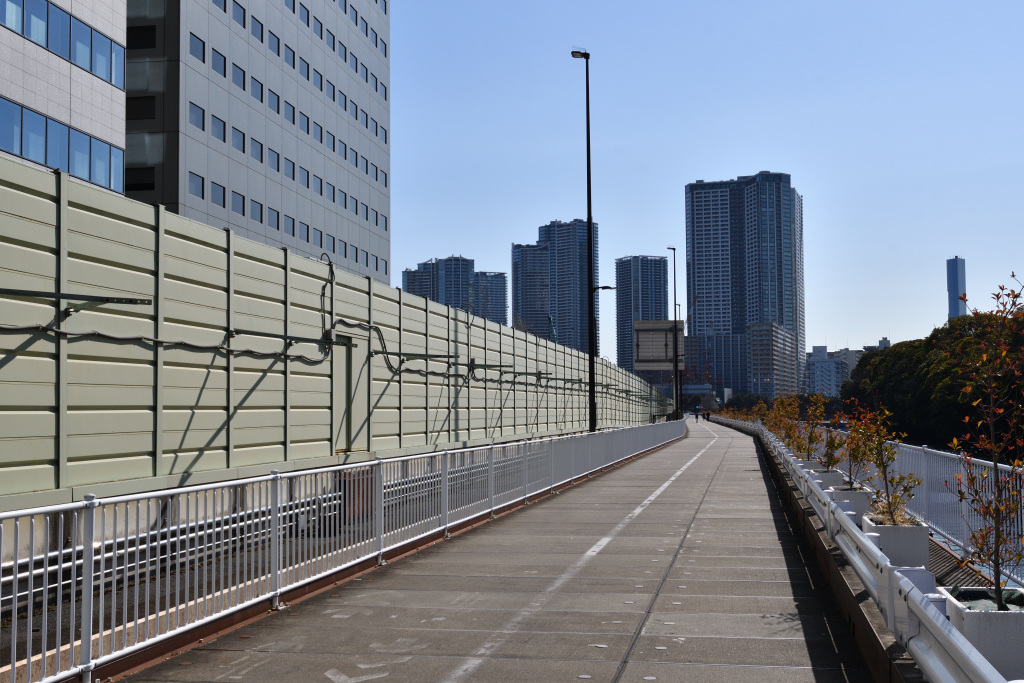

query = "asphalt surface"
[125, 419, 870, 682]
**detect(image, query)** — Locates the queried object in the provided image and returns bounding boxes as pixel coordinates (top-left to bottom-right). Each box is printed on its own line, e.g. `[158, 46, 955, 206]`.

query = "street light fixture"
[667, 246, 679, 419]
[571, 48, 596, 433]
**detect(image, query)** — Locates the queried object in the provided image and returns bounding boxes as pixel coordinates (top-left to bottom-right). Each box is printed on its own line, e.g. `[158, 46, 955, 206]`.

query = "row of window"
[188, 101, 388, 230]
[188, 170, 388, 274]
[190, 34, 388, 147]
[215, 0, 388, 103]
[282, 0, 386, 61]
[0, 0, 125, 89]
[0, 95, 124, 192]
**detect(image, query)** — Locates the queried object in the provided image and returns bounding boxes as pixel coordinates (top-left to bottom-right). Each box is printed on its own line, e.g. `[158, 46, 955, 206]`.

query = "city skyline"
[389, 1, 1024, 363]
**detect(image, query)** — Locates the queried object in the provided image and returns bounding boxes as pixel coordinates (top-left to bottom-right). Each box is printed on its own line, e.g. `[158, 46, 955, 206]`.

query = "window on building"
[380, 126, 387, 144]
[212, 48, 226, 76]
[370, 28, 377, 46]
[213, 0, 225, 11]
[211, 115, 226, 141]
[337, 40, 346, 62]
[313, 69, 321, 90]
[359, 17, 367, 36]
[91, 30, 110, 80]
[298, 3, 308, 25]
[299, 112, 309, 133]
[250, 199, 262, 222]
[348, 196, 357, 214]
[313, 16, 321, 38]
[24, 0, 46, 46]
[381, 215, 387, 231]
[250, 17, 262, 41]
[188, 102, 204, 130]
[360, 156, 367, 174]
[379, 39, 386, 57]
[298, 221, 308, 241]
[299, 58, 308, 79]
[188, 172, 204, 198]
[69, 129, 89, 179]
[250, 138, 262, 162]
[268, 208, 279, 230]
[360, 202, 368, 221]
[268, 148, 279, 171]
[373, 255, 378, 271]
[338, 240, 347, 258]
[348, 6, 356, 24]
[326, 131, 335, 151]
[380, 170, 387, 187]
[231, 127, 244, 152]
[232, 63, 245, 89]
[284, 101, 295, 123]
[47, 4, 71, 59]
[337, 190, 346, 206]
[284, 157, 294, 179]
[326, 182, 334, 202]
[71, 17, 90, 70]
[360, 110, 367, 128]
[382, 259, 387, 274]
[231, 191, 245, 215]
[312, 228, 322, 247]
[348, 52, 357, 72]
[371, 74, 377, 92]
[211, 182, 225, 207]
[348, 100, 357, 119]
[231, 1, 244, 27]
[46, 118, 68, 171]
[283, 215, 294, 235]
[251, 77, 263, 102]
[326, 80, 335, 101]
[299, 166, 308, 187]
[359, 64, 367, 82]
[268, 31, 279, 54]
[379, 83, 386, 101]
[338, 141, 346, 159]
[326, 234, 334, 253]
[325, 29, 334, 50]
[0, 0, 23, 33]
[284, 0, 293, 12]
[337, 90, 346, 110]
[21, 108, 45, 163]
[312, 122, 321, 142]
[348, 147, 357, 166]
[371, 208, 377, 226]
[312, 174, 321, 194]
[284, 45, 294, 67]
[189, 33, 205, 61]
[268, 89, 279, 113]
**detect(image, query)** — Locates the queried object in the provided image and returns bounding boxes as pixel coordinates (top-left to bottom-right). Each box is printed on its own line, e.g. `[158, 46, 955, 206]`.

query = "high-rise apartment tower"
[401, 256, 508, 326]
[947, 256, 967, 319]
[124, 0, 390, 279]
[685, 171, 805, 398]
[511, 219, 598, 353]
[615, 255, 668, 372]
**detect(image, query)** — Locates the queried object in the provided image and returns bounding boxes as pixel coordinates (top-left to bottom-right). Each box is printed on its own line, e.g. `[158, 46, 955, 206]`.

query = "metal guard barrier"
[716, 417, 1012, 683]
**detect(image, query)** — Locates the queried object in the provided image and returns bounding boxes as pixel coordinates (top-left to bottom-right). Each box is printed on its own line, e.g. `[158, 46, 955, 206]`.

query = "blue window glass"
[250, 138, 262, 161]
[211, 115, 225, 141]
[111, 43, 124, 88]
[326, 29, 333, 50]
[268, 89, 279, 113]
[189, 33, 204, 62]
[312, 122, 321, 142]
[71, 17, 90, 70]
[326, 81, 334, 101]
[250, 77, 262, 102]
[284, 45, 294, 67]
[267, 148, 278, 171]
[284, 0, 293, 12]
[283, 158, 294, 179]
[212, 0, 225, 11]
[231, 127, 244, 152]
[348, 53, 356, 72]
[232, 63, 245, 90]
[348, 5, 355, 24]
[337, 91, 346, 109]
[109, 147, 123, 192]
[349, 100, 357, 119]
[284, 101, 294, 123]
[212, 49, 226, 76]
[231, 191, 244, 215]
[69, 128, 89, 178]
[24, 0, 45, 45]
[299, 112, 308, 133]
[188, 172, 204, 198]
[349, 196, 357, 214]
[21, 108, 46, 164]
[312, 174, 321, 194]
[211, 182, 225, 207]
[1, 0, 23, 33]
[298, 3, 307, 25]
[46, 118, 68, 171]
[379, 39, 386, 57]
[312, 228, 321, 247]
[313, 17, 321, 38]
[283, 215, 294, 235]
[250, 17, 262, 41]
[90, 137, 110, 187]
[232, 1, 244, 27]
[0, 97, 21, 154]
[299, 58, 308, 80]
[268, 208, 279, 229]
[337, 41, 346, 62]
[313, 70, 321, 90]
[47, 4, 70, 60]
[250, 199, 261, 222]
[326, 132, 334, 151]
[91, 30, 111, 81]
[298, 221, 308, 241]
[326, 234, 334, 253]
[188, 102, 204, 130]
[268, 31, 279, 55]
[298, 167, 308, 187]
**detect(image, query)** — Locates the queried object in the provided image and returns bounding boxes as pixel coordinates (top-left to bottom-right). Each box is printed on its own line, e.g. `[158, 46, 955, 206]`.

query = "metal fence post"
[79, 494, 98, 682]
[375, 460, 386, 565]
[549, 441, 555, 493]
[270, 471, 282, 609]
[441, 452, 450, 537]
[523, 445, 529, 499]
[488, 448, 495, 516]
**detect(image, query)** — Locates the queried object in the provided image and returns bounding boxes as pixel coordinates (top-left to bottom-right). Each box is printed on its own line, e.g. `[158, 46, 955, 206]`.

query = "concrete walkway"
[127, 420, 869, 682]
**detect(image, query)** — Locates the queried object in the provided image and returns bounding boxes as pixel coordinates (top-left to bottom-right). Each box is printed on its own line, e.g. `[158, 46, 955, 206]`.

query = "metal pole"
[581, 52, 597, 433]
[668, 246, 679, 419]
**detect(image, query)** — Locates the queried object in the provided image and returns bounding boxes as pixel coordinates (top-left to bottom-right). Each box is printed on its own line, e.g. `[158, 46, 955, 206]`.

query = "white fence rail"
[0, 420, 687, 683]
[719, 417, 1011, 683]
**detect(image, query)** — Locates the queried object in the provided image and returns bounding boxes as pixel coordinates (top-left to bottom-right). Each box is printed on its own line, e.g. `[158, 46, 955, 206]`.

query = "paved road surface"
[126, 420, 869, 682]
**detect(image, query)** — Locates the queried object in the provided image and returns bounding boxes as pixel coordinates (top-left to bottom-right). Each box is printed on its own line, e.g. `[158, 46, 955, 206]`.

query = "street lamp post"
[571, 49, 596, 433]
[667, 246, 679, 419]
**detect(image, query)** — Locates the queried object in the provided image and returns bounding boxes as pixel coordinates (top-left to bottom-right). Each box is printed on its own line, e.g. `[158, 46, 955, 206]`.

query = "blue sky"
[388, 1, 1024, 360]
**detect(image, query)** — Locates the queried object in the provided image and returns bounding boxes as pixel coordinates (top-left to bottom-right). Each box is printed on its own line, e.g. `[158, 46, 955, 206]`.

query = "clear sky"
[388, 1, 1024, 361]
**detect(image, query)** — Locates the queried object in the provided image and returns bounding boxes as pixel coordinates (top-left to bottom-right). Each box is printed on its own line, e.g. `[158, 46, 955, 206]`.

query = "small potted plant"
[938, 278, 1024, 680]
[857, 405, 928, 569]
[824, 411, 873, 522]
[802, 394, 844, 489]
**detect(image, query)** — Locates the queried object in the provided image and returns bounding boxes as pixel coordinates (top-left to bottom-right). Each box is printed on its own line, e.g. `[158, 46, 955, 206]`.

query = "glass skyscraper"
[401, 256, 508, 325]
[615, 255, 668, 372]
[684, 171, 804, 398]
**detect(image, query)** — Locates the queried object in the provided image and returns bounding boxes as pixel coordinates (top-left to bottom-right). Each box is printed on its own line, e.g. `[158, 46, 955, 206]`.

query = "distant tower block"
[947, 256, 967, 319]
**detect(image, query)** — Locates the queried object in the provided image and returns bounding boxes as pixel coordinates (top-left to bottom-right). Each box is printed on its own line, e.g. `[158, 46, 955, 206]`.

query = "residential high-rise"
[511, 219, 598, 353]
[0, 0, 126, 193]
[615, 256, 668, 372]
[685, 171, 805, 398]
[806, 346, 850, 397]
[124, 0, 390, 280]
[401, 256, 508, 325]
[947, 256, 967, 319]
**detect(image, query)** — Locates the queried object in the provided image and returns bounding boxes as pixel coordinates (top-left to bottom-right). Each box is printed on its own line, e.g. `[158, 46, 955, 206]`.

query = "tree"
[854, 403, 920, 526]
[948, 276, 1024, 611]
[799, 394, 826, 462]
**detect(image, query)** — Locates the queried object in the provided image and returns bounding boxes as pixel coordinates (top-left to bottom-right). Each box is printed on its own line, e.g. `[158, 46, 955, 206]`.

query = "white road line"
[439, 434, 720, 683]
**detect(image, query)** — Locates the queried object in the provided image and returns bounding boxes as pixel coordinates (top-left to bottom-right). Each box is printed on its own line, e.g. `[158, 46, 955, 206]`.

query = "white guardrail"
[717, 418, 1016, 683]
[0, 420, 687, 683]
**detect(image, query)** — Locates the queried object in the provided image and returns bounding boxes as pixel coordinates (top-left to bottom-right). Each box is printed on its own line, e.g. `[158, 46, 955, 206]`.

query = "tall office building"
[401, 256, 508, 325]
[615, 255, 668, 372]
[0, 0, 126, 192]
[947, 256, 967, 319]
[124, 0, 390, 280]
[685, 171, 805, 399]
[511, 219, 598, 353]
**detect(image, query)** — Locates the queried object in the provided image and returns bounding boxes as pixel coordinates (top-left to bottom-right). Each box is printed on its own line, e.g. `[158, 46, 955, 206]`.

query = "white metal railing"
[717, 417, 1011, 683]
[0, 420, 686, 683]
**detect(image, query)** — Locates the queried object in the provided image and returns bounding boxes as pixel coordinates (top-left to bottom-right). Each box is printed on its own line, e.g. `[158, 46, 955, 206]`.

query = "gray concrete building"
[124, 0, 389, 279]
[0, 0, 126, 191]
[615, 255, 668, 372]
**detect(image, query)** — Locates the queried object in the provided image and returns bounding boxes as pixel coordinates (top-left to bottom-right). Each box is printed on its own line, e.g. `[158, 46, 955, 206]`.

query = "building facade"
[632, 319, 680, 400]
[511, 219, 598, 353]
[0, 0, 126, 192]
[947, 256, 967, 319]
[124, 0, 389, 279]
[401, 256, 508, 325]
[615, 255, 669, 372]
[806, 345, 850, 398]
[685, 171, 805, 399]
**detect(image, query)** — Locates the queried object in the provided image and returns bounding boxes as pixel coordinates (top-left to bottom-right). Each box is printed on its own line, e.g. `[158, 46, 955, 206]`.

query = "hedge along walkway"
[126, 419, 869, 682]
